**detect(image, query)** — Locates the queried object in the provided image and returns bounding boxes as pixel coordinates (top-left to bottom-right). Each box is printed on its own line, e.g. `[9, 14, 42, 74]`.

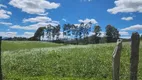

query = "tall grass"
[2, 41, 64, 51]
[1, 41, 142, 80]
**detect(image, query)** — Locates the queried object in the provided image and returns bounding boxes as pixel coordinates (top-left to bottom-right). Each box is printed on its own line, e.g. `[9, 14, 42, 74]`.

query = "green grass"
[2, 41, 64, 51]
[1, 41, 142, 80]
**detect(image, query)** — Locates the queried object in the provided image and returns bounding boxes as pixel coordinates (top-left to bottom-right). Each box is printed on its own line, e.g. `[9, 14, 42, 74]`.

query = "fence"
[0, 36, 2, 80]
[112, 32, 140, 80]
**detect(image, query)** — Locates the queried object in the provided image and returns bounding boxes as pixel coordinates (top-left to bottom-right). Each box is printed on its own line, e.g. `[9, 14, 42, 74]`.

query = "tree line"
[29, 24, 60, 41]
[29, 22, 120, 44]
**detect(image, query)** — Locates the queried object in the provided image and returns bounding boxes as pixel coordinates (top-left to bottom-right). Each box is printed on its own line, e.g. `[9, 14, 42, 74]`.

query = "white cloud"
[0, 31, 34, 38]
[23, 16, 52, 23]
[89, 31, 106, 37]
[7, 29, 10, 31]
[0, 22, 12, 26]
[17, 32, 34, 38]
[59, 32, 64, 39]
[10, 22, 59, 30]
[80, 0, 92, 2]
[9, 0, 60, 15]
[0, 9, 12, 19]
[120, 36, 131, 39]
[121, 24, 142, 31]
[79, 18, 98, 24]
[23, 32, 34, 38]
[38, 12, 48, 16]
[12, 16, 59, 30]
[0, 32, 17, 37]
[0, 4, 12, 19]
[100, 31, 106, 37]
[88, 0, 92, 2]
[121, 17, 133, 21]
[10, 25, 34, 30]
[89, 32, 95, 36]
[119, 31, 129, 36]
[62, 18, 67, 22]
[0, 4, 7, 8]
[7, 11, 12, 15]
[74, 24, 80, 27]
[107, 0, 142, 14]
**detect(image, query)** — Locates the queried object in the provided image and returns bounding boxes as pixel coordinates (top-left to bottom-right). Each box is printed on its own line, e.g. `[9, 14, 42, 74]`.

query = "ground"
[1, 41, 142, 80]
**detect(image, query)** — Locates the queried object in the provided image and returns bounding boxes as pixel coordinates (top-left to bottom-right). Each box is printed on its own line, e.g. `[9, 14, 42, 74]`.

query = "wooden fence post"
[0, 36, 2, 80]
[130, 32, 140, 80]
[112, 39, 122, 80]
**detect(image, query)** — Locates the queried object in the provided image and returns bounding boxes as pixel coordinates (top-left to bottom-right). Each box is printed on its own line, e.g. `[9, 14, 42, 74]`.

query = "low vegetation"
[2, 41, 64, 51]
[1, 41, 142, 80]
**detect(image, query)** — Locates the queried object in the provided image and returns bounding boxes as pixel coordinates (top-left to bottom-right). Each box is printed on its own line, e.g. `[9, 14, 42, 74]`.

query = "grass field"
[1, 41, 142, 80]
[2, 41, 64, 51]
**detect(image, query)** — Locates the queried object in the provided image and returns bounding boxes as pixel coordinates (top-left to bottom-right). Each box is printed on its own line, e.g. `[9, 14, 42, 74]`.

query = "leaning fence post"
[0, 36, 2, 80]
[112, 39, 122, 80]
[130, 32, 140, 80]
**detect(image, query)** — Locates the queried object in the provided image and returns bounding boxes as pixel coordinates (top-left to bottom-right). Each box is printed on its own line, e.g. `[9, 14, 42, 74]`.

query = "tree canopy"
[31, 23, 120, 44]
[106, 25, 120, 42]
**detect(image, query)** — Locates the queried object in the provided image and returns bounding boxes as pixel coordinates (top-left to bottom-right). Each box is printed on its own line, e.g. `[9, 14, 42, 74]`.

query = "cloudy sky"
[0, 0, 142, 38]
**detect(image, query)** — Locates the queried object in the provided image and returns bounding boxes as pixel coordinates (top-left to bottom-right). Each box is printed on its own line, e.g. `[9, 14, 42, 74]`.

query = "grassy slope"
[2, 41, 64, 51]
[1, 41, 142, 80]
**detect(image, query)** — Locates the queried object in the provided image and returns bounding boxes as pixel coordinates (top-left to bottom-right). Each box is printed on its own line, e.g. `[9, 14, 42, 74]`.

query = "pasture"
[1, 41, 142, 80]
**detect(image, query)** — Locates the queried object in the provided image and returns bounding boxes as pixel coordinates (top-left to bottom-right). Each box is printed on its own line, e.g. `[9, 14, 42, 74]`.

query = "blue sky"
[0, 0, 142, 38]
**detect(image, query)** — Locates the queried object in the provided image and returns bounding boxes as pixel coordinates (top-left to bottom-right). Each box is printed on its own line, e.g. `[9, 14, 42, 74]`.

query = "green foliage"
[45, 24, 61, 41]
[93, 25, 102, 44]
[33, 27, 46, 41]
[31, 24, 121, 44]
[140, 35, 142, 40]
[63, 22, 92, 41]
[1, 41, 142, 80]
[2, 41, 64, 51]
[32, 25, 61, 41]
[94, 25, 101, 37]
[106, 25, 120, 43]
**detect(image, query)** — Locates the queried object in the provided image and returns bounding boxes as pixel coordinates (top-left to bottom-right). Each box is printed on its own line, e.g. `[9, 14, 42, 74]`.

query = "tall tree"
[56, 25, 60, 40]
[71, 24, 79, 44]
[52, 27, 56, 40]
[63, 24, 67, 37]
[34, 27, 45, 41]
[106, 25, 120, 42]
[63, 24, 72, 39]
[46, 24, 53, 41]
[94, 25, 101, 36]
[94, 25, 101, 43]
[83, 22, 92, 44]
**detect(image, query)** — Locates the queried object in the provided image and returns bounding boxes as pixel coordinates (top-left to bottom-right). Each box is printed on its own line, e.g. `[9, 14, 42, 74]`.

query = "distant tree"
[13, 37, 28, 41]
[141, 35, 142, 40]
[94, 25, 101, 36]
[71, 24, 80, 44]
[45, 24, 61, 41]
[52, 27, 56, 40]
[93, 25, 101, 43]
[63, 24, 67, 37]
[28, 36, 38, 41]
[46, 24, 53, 40]
[83, 22, 92, 44]
[34, 27, 45, 41]
[105, 25, 120, 42]
[56, 25, 60, 40]
[82, 22, 92, 38]
[63, 24, 72, 39]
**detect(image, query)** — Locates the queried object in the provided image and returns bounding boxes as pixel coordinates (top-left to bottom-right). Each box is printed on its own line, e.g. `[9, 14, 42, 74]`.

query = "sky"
[0, 0, 142, 39]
